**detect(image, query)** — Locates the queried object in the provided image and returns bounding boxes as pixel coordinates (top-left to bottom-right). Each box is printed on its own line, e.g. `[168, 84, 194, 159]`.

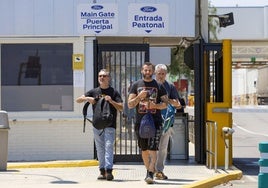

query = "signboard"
[128, 4, 169, 35]
[72, 54, 84, 70]
[77, 4, 118, 34]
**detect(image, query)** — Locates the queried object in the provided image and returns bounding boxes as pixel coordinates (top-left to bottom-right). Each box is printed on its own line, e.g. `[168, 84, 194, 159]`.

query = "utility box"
[169, 113, 189, 160]
[0, 111, 10, 171]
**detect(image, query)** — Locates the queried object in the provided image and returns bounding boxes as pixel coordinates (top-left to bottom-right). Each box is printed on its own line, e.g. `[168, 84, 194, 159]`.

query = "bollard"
[258, 142, 268, 188]
[0, 110, 10, 171]
[222, 127, 235, 170]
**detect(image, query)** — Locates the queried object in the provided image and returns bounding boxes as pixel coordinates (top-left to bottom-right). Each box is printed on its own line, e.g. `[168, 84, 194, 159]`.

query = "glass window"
[1, 43, 73, 111]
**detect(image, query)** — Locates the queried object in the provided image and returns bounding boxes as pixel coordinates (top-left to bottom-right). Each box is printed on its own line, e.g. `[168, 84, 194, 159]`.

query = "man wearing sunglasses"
[76, 69, 123, 181]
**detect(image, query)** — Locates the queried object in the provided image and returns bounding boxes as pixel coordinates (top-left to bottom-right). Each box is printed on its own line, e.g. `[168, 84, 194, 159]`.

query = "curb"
[182, 169, 243, 188]
[6, 160, 243, 188]
[7, 160, 99, 169]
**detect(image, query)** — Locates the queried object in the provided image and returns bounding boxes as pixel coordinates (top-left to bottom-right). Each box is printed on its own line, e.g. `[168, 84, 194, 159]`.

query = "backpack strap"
[164, 81, 172, 98]
[82, 102, 92, 133]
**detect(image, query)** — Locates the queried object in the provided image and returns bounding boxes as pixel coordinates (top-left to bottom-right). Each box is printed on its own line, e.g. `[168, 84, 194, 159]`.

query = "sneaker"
[97, 174, 106, 180]
[155, 171, 168, 180]
[106, 169, 114, 181]
[145, 171, 154, 184]
[106, 173, 114, 181]
[97, 168, 106, 180]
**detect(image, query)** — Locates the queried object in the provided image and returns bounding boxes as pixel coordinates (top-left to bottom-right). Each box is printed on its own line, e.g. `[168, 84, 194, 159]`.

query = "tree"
[168, 1, 219, 93]
[208, 1, 221, 41]
[169, 44, 193, 82]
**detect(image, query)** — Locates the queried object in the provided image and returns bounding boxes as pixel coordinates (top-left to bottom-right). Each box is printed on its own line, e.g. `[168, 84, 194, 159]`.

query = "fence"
[206, 120, 218, 172]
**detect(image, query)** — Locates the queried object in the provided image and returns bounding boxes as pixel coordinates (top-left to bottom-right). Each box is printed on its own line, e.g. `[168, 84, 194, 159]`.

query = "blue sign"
[128, 4, 169, 35]
[77, 4, 118, 34]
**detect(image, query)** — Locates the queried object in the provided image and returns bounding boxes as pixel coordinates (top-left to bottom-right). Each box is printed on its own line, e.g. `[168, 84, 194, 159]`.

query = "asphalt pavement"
[0, 143, 242, 188]
[3, 106, 266, 187]
[214, 106, 268, 188]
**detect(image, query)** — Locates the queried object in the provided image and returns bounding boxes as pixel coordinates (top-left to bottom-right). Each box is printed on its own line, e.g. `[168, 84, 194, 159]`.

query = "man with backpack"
[154, 64, 182, 180]
[76, 69, 123, 181]
[128, 62, 168, 184]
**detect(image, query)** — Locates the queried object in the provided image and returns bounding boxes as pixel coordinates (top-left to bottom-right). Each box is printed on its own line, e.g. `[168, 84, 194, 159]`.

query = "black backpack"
[92, 97, 113, 130]
[83, 102, 92, 133]
[82, 97, 113, 133]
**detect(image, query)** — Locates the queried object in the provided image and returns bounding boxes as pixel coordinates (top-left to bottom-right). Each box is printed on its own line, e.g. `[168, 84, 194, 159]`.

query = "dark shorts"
[135, 122, 162, 151]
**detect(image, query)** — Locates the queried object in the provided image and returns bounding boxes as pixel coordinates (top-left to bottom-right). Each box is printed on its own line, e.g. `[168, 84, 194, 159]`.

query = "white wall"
[0, 0, 196, 37]
[215, 7, 268, 40]
[8, 119, 94, 161]
[0, 35, 94, 162]
[232, 69, 257, 96]
[150, 47, 170, 65]
[0, 0, 201, 161]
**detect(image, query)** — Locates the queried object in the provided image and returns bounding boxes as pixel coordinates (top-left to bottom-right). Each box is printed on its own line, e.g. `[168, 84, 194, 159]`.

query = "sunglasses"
[98, 75, 108, 78]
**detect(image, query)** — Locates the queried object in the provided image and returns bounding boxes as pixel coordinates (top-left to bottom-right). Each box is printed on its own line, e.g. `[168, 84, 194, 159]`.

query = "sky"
[210, 0, 268, 7]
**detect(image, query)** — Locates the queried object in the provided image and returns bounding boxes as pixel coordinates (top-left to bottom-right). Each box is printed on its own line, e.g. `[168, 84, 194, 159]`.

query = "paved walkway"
[0, 155, 242, 188]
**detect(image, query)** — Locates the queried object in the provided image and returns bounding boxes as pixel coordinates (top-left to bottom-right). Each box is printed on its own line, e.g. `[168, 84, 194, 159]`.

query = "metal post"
[206, 120, 218, 172]
[0, 111, 10, 171]
[214, 122, 218, 172]
[209, 124, 213, 169]
[259, 142, 268, 188]
[225, 137, 229, 170]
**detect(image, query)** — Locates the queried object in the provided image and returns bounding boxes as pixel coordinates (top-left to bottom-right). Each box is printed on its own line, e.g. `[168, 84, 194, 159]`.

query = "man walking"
[128, 62, 168, 184]
[76, 69, 123, 181]
[154, 64, 181, 180]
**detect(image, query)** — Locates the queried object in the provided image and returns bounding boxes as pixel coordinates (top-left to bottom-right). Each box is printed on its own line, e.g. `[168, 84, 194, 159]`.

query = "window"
[1, 43, 73, 111]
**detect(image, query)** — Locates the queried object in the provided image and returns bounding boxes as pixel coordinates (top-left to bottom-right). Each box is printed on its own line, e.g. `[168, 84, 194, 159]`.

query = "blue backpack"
[161, 104, 176, 133]
[139, 112, 156, 138]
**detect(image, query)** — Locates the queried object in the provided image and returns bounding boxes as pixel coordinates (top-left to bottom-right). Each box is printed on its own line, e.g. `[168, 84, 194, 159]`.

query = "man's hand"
[138, 89, 148, 100]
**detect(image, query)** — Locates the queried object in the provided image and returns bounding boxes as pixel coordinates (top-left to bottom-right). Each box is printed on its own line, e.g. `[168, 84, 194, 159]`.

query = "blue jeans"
[93, 127, 115, 170]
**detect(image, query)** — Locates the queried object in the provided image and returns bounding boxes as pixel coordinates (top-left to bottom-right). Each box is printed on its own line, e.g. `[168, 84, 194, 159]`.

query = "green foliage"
[208, 1, 220, 41]
[168, 46, 194, 83]
[168, 1, 219, 87]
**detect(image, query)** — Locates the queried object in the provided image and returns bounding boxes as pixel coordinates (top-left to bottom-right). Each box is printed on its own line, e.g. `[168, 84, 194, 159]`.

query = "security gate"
[191, 39, 232, 166]
[94, 42, 149, 162]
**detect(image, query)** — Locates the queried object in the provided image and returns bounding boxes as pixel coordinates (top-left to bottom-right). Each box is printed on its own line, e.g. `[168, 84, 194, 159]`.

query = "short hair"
[99, 69, 110, 76]
[155, 64, 168, 73]
[142, 62, 155, 71]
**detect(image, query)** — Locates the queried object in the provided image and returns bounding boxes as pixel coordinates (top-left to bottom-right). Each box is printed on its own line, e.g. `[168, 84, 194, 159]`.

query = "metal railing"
[206, 120, 218, 172]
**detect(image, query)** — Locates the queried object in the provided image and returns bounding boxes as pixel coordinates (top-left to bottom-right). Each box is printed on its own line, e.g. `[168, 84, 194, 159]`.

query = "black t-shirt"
[129, 79, 167, 125]
[85, 86, 123, 129]
[177, 97, 186, 113]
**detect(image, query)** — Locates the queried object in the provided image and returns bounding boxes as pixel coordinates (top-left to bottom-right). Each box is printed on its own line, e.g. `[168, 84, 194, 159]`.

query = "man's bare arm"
[169, 98, 182, 109]
[128, 93, 141, 109]
[110, 100, 123, 112]
[76, 95, 96, 104]
[105, 95, 123, 112]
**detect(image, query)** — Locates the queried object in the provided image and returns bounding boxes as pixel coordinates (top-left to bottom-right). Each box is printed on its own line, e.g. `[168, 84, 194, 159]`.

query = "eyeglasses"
[98, 75, 108, 78]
